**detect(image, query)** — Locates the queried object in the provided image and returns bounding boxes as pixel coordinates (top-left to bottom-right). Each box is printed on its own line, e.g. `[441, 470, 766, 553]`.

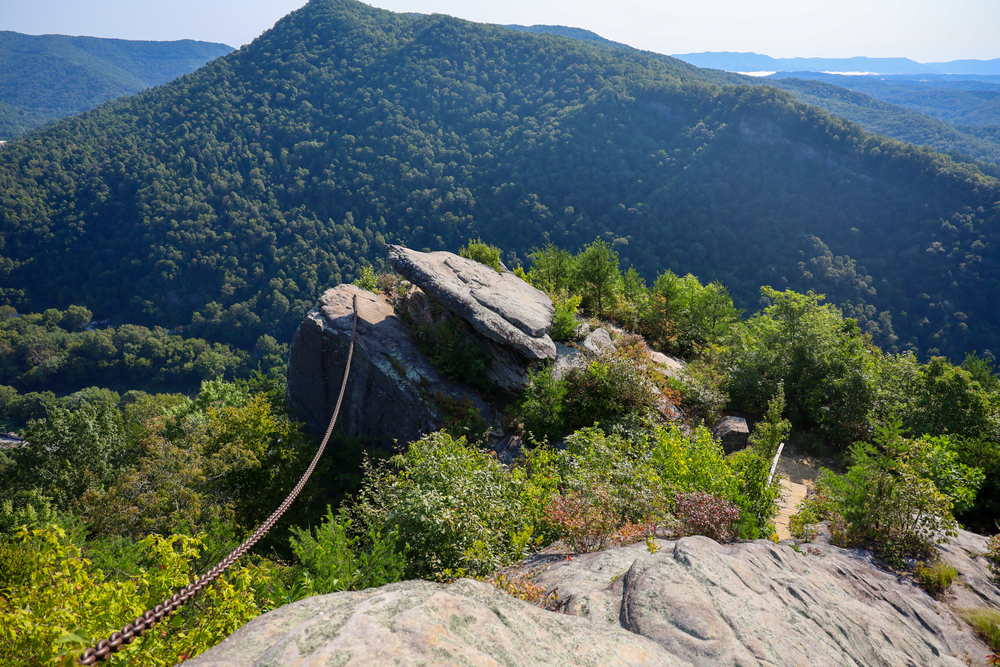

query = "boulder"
[285, 284, 491, 448]
[386, 245, 556, 391]
[583, 327, 614, 354]
[516, 536, 990, 666]
[186, 533, 996, 667]
[712, 416, 749, 453]
[183, 578, 681, 667]
[649, 350, 686, 378]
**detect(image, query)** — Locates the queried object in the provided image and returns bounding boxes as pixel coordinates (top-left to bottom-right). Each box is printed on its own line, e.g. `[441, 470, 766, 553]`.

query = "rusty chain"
[78, 294, 359, 665]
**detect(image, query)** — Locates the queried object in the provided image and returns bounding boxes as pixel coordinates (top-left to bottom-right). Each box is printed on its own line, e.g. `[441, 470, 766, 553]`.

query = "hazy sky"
[4, 0, 998, 62]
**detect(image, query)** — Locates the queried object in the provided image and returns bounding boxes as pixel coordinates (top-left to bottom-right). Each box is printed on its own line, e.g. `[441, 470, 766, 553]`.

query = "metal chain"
[79, 295, 359, 665]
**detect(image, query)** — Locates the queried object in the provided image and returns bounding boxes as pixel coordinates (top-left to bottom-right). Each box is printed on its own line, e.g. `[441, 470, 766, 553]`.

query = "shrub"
[0, 525, 287, 667]
[664, 360, 728, 426]
[459, 239, 502, 272]
[411, 317, 493, 392]
[289, 506, 406, 594]
[913, 559, 957, 597]
[484, 571, 560, 610]
[674, 491, 741, 542]
[818, 421, 960, 566]
[562, 335, 659, 430]
[543, 486, 657, 553]
[987, 533, 1000, 582]
[356, 432, 538, 579]
[514, 365, 568, 443]
[351, 265, 379, 292]
[550, 293, 582, 343]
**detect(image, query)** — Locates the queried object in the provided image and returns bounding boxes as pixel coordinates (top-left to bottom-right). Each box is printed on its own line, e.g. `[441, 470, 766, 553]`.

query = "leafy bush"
[357, 432, 539, 578]
[411, 317, 493, 392]
[0, 525, 288, 667]
[674, 491, 741, 542]
[543, 486, 657, 553]
[459, 238, 502, 272]
[987, 533, 1000, 582]
[514, 365, 568, 443]
[817, 421, 962, 565]
[289, 506, 406, 594]
[550, 293, 582, 343]
[665, 360, 729, 426]
[483, 571, 560, 610]
[913, 559, 957, 597]
[562, 335, 659, 430]
[351, 265, 379, 292]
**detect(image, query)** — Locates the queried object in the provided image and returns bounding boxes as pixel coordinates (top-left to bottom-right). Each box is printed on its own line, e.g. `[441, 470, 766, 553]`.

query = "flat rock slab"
[386, 244, 556, 361]
[513, 536, 991, 667]
[184, 578, 684, 667]
[285, 284, 491, 448]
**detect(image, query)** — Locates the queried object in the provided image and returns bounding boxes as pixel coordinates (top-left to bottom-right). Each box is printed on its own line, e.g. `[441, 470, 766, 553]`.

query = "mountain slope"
[0, 31, 234, 139]
[0, 0, 998, 361]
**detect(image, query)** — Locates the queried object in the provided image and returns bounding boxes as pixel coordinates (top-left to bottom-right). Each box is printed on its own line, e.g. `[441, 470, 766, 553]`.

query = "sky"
[3, 0, 998, 63]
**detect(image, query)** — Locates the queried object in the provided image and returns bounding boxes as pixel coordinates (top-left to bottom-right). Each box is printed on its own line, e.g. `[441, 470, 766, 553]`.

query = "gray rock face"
[184, 578, 683, 667]
[512, 535, 992, 667]
[285, 284, 491, 447]
[712, 416, 749, 453]
[583, 327, 614, 354]
[386, 245, 556, 392]
[186, 533, 995, 667]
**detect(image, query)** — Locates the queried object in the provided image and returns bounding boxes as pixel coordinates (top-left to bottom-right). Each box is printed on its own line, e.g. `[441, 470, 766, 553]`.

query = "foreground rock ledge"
[184, 534, 995, 667]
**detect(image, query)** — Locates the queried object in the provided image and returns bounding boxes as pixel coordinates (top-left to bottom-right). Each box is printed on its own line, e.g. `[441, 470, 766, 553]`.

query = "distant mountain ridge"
[2, 0, 999, 362]
[0, 31, 234, 139]
[672, 51, 1000, 76]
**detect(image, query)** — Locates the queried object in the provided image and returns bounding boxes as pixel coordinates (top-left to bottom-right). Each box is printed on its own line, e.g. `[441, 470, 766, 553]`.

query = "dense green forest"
[1, 0, 1000, 366]
[3, 238, 999, 664]
[0, 31, 233, 139]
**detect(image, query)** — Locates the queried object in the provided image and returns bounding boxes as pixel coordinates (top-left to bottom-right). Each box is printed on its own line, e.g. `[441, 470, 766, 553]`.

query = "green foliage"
[726, 288, 879, 445]
[562, 334, 660, 431]
[817, 421, 963, 565]
[433, 391, 489, 444]
[289, 505, 406, 594]
[543, 486, 659, 553]
[2, 403, 128, 510]
[351, 265, 379, 292]
[411, 317, 493, 392]
[549, 293, 582, 343]
[987, 533, 1000, 583]
[0, 524, 287, 667]
[913, 559, 957, 597]
[528, 244, 575, 294]
[747, 386, 791, 459]
[358, 432, 539, 578]
[459, 238, 503, 273]
[573, 238, 620, 316]
[515, 365, 568, 443]
[643, 271, 741, 356]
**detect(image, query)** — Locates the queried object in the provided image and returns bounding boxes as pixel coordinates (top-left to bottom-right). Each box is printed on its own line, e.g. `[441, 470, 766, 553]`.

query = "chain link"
[78, 295, 359, 665]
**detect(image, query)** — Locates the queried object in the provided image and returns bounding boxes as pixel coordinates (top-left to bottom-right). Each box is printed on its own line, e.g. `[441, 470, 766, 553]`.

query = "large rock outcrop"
[285, 284, 491, 447]
[184, 531, 997, 666]
[386, 244, 557, 391]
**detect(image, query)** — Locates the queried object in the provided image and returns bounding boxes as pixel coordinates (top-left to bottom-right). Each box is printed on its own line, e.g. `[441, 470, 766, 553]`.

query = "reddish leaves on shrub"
[544, 486, 656, 553]
[674, 491, 740, 542]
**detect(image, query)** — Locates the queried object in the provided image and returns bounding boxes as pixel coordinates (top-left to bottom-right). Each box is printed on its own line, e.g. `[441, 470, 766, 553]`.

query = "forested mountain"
[764, 77, 1000, 167]
[672, 51, 1000, 76]
[0, 31, 233, 139]
[1, 0, 999, 361]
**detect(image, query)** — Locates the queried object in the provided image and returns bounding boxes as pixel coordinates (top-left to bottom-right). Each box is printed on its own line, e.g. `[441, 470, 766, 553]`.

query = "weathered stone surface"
[385, 244, 557, 362]
[512, 536, 993, 667]
[649, 350, 686, 378]
[184, 578, 683, 667]
[285, 284, 491, 447]
[491, 433, 524, 466]
[583, 327, 614, 354]
[188, 532, 996, 667]
[712, 416, 749, 453]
